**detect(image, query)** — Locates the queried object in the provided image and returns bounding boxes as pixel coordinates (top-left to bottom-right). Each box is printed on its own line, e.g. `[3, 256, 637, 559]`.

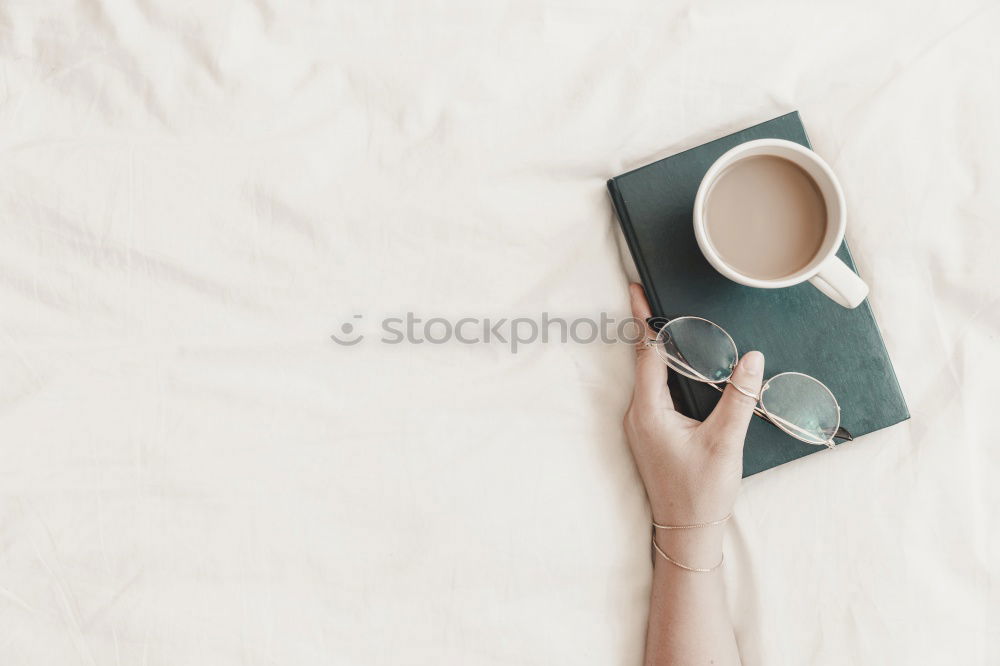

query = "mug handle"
[808, 255, 869, 308]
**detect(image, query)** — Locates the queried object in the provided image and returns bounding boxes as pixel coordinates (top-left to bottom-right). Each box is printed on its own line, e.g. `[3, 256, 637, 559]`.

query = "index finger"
[628, 283, 672, 409]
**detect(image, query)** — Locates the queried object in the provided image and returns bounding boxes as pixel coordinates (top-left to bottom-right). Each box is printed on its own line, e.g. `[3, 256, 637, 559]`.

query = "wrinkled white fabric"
[1, 1, 998, 664]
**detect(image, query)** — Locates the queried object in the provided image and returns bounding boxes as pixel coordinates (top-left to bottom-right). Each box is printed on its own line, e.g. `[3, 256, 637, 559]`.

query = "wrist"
[653, 525, 725, 571]
[649, 494, 734, 529]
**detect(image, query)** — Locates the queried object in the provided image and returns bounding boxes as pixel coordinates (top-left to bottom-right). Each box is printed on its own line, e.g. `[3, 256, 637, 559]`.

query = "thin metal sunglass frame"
[645, 316, 852, 447]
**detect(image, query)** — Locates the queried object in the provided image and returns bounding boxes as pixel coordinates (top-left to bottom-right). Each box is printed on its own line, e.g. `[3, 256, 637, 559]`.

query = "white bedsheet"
[2, 1, 998, 664]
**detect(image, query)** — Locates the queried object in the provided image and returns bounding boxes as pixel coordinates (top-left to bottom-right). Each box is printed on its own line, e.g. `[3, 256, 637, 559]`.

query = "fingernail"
[741, 351, 764, 373]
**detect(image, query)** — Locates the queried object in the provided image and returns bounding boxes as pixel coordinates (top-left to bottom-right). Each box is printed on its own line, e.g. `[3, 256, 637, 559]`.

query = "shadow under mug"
[692, 139, 869, 309]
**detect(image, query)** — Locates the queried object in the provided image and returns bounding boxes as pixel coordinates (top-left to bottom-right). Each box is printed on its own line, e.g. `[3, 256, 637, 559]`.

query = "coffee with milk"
[704, 155, 827, 281]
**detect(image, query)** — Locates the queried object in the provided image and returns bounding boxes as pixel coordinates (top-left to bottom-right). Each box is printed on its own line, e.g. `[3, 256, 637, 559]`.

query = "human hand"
[623, 284, 763, 557]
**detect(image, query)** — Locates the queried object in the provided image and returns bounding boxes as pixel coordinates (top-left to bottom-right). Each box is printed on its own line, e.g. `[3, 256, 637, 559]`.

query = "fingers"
[703, 351, 764, 452]
[628, 283, 671, 408]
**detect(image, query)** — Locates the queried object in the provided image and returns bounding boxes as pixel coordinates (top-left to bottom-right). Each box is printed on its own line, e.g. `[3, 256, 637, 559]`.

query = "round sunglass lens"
[759, 372, 840, 445]
[655, 317, 737, 382]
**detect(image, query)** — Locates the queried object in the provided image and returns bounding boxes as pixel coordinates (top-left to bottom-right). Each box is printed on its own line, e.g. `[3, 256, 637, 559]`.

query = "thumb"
[703, 351, 765, 452]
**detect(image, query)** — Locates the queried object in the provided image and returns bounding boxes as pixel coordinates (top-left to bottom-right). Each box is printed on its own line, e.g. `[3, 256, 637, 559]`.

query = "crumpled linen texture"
[0, 1, 997, 664]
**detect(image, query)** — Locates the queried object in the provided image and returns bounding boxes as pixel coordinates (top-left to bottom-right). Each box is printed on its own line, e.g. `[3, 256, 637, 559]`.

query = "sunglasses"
[645, 316, 852, 447]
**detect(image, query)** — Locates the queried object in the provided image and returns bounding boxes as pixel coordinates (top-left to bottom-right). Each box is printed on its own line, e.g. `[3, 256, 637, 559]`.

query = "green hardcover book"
[608, 111, 909, 477]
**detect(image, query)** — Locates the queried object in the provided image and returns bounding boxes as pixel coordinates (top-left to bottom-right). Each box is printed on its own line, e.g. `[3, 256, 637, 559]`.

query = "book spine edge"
[606, 178, 700, 418]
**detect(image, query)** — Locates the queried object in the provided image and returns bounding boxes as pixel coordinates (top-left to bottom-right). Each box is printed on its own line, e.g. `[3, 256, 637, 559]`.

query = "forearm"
[623, 284, 758, 666]
[643, 526, 740, 665]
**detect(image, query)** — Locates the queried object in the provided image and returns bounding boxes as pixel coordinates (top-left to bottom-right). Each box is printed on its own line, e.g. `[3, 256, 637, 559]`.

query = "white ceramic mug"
[693, 139, 869, 309]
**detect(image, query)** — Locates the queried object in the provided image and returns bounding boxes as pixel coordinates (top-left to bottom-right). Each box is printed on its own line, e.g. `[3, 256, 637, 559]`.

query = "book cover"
[608, 111, 909, 476]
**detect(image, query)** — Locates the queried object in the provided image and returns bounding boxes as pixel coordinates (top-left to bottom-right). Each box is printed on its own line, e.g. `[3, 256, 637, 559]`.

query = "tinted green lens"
[655, 317, 737, 383]
[759, 372, 840, 445]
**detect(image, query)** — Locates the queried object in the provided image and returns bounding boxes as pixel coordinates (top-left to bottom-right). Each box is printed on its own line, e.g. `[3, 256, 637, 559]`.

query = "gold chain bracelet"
[651, 512, 732, 530]
[651, 536, 724, 573]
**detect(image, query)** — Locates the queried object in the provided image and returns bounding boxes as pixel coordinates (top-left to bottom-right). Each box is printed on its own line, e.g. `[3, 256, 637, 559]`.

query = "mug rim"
[693, 138, 847, 289]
